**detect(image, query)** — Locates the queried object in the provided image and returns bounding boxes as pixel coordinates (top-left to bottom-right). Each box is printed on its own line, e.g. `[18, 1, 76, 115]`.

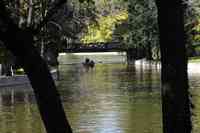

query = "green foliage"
[195, 45, 200, 51]
[126, 0, 159, 49]
[79, 0, 128, 44]
[184, 0, 200, 54]
[15, 68, 25, 75]
[189, 56, 200, 62]
[81, 10, 128, 43]
[192, 19, 200, 42]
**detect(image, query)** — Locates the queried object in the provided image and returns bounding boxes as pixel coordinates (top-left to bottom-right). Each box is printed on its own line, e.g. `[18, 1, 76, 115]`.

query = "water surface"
[0, 53, 198, 133]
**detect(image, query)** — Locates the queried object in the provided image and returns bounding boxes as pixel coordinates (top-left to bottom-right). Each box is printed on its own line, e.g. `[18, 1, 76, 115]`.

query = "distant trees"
[127, 0, 159, 60]
[81, 10, 128, 43]
[126, 0, 200, 61]
[80, 0, 129, 44]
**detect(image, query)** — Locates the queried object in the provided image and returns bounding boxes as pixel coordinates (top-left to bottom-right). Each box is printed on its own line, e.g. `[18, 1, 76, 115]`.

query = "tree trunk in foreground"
[1, 28, 73, 133]
[156, 1, 192, 133]
[0, 5, 72, 133]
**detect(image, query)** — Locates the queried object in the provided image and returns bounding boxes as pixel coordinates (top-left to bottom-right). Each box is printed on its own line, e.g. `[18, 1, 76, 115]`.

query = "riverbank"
[132, 59, 200, 74]
[189, 56, 200, 63]
[0, 69, 58, 87]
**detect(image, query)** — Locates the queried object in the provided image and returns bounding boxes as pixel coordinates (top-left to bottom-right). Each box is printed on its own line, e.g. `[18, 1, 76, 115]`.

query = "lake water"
[0, 52, 199, 133]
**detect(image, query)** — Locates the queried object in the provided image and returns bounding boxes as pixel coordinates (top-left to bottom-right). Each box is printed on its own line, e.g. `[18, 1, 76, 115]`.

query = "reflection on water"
[0, 87, 45, 133]
[1, 53, 199, 133]
[58, 61, 162, 133]
[189, 72, 200, 133]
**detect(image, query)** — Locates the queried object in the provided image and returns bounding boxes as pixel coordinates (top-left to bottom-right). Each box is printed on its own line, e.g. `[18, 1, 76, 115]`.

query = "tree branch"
[33, 0, 68, 34]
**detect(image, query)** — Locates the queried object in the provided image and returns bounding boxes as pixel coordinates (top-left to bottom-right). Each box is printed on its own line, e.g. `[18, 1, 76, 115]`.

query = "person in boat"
[82, 58, 95, 68]
[89, 60, 95, 68]
[83, 58, 90, 66]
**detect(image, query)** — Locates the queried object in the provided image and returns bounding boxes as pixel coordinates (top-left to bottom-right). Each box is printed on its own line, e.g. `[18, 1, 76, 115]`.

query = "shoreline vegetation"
[188, 56, 200, 62]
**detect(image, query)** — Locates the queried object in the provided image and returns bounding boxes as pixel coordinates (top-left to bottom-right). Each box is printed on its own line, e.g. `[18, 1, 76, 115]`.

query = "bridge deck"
[61, 42, 126, 53]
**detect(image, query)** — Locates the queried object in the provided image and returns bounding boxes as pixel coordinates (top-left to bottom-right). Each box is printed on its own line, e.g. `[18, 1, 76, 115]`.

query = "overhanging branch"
[33, 0, 68, 34]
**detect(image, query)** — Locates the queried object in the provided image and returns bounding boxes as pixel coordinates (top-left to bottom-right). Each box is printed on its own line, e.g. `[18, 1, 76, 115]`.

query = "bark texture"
[155, 1, 192, 133]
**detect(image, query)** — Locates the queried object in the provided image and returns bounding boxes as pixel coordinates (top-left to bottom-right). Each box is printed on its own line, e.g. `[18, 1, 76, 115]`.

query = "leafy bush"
[15, 68, 25, 75]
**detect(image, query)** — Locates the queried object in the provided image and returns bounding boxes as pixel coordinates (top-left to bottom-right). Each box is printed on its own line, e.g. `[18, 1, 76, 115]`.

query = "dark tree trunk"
[0, 3, 72, 133]
[1, 28, 73, 133]
[44, 47, 59, 67]
[126, 48, 136, 63]
[1, 62, 12, 76]
[145, 43, 153, 60]
[1, 52, 14, 76]
[155, 1, 192, 133]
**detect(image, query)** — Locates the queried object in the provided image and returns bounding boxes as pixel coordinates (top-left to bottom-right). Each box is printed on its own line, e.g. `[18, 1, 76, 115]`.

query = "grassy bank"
[189, 56, 200, 63]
